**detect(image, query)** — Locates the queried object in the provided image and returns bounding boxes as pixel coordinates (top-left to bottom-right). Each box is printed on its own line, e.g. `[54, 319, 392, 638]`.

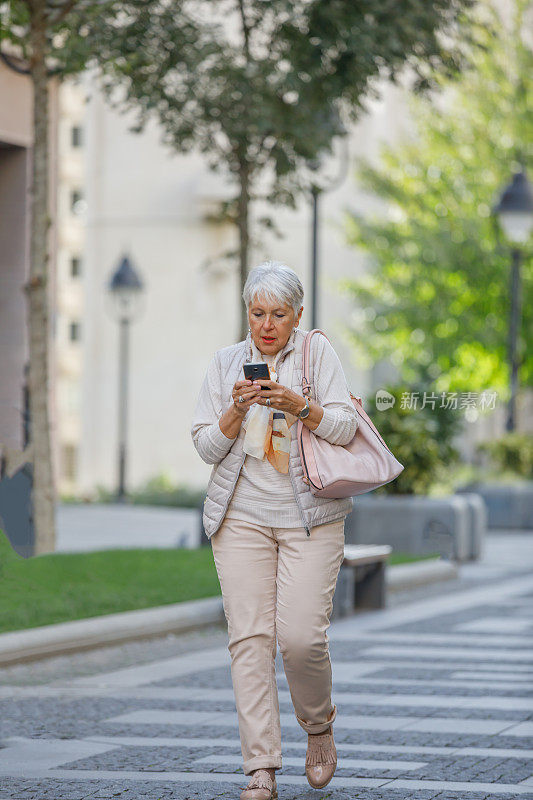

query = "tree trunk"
[237, 159, 250, 342]
[25, 0, 56, 554]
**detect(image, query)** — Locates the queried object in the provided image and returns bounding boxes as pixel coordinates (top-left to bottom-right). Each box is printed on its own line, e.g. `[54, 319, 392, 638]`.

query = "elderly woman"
[191, 260, 358, 800]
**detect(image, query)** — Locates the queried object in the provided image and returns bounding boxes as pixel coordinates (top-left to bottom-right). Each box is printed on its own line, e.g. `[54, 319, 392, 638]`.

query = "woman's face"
[248, 294, 303, 355]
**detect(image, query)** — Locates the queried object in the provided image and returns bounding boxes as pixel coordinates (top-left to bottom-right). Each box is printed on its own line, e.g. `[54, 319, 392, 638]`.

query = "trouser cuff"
[243, 753, 282, 776]
[296, 703, 337, 734]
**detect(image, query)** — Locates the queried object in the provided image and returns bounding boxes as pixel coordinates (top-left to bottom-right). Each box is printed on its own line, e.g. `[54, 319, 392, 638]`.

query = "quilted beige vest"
[202, 327, 353, 539]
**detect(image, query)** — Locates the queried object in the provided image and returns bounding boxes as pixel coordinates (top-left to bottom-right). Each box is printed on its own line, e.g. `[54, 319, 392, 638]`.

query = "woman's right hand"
[232, 379, 261, 416]
[218, 380, 261, 440]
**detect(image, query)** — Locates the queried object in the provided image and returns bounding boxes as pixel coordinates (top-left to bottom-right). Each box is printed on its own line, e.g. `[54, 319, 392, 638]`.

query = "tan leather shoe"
[240, 768, 278, 800]
[305, 725, 337, 789]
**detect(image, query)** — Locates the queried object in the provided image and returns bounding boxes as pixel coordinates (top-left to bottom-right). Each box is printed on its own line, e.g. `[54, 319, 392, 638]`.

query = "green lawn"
[0, 533, 221, 634]
[0, 532, 441, 634]
[388, 551, 442, 565]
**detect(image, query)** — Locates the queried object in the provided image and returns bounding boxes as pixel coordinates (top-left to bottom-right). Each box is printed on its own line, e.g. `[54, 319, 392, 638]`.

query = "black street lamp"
[305, 133, 349, 330]
[107, 254, 145, 502]
[493, 169, 533, 432]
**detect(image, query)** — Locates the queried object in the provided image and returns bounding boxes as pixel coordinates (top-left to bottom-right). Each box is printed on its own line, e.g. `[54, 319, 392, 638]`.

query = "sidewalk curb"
[0, 596, 225, 666]
[0, 560, 458, 666]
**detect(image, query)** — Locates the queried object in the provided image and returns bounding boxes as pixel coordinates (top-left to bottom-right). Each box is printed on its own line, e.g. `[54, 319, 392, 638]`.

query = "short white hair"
[243, 260, 304, 315]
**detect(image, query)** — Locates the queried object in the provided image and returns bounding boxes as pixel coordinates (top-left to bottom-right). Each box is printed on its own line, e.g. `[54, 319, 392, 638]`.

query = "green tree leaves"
[343, 0, 532, 398]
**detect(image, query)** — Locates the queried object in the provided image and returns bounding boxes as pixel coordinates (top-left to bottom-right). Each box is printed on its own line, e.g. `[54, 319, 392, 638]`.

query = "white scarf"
[242, 332, 298, 473]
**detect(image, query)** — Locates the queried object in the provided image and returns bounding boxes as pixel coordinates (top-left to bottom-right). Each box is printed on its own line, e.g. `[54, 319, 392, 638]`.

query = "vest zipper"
[288, 457, 311, 537]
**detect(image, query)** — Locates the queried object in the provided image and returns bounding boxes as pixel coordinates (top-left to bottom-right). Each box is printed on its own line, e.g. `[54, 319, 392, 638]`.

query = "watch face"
[299, 403, 310, 418]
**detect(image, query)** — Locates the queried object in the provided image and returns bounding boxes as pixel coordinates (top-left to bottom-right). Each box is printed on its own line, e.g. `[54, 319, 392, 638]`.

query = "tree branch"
[48, 0, 81, 26]
[0, 51, 31, 75]
[237, 0, 251, 61]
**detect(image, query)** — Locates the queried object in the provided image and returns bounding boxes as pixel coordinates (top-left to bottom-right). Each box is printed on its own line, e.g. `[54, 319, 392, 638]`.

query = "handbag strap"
[302, 328, 364, 407]
[301, 328, 330, 399]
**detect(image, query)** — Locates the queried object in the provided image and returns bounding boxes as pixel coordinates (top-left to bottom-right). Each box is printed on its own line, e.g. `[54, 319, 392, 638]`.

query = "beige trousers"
[210, 514, 345, 775]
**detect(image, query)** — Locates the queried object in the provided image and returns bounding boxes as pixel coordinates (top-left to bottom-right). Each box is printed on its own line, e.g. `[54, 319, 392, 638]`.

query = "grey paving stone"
[332, 680, 532, 698]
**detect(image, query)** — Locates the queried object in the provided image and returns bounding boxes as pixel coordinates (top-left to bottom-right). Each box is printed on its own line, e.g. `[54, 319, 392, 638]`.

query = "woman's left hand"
[252, 379, 305, 416]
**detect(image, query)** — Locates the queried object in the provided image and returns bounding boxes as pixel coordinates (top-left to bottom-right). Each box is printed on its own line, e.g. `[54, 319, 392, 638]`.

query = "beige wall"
[0, 60, 32, 148]
[0, 59, 59, 480]
[0, 61, 32, 454]
[0, 143, 30, 451]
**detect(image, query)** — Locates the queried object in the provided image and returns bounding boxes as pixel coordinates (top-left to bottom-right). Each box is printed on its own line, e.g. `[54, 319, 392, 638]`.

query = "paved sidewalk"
[0, 532, 532, 799]
[56, 504, 200, 552]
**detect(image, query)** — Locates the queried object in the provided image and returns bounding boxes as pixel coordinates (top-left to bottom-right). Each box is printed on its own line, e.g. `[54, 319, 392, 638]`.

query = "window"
[70, 189, 83, 212]
[70, 189, 87, 216]
[62, 443, 77, 481]
[69, 321, 81, 342]
[63, 378, 81, 414]
[70, 256, 81, 278]
[71, 125, 83, 148]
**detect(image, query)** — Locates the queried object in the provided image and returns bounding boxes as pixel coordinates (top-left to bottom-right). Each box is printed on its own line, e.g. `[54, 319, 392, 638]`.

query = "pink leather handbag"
[297, 329, 404, 498]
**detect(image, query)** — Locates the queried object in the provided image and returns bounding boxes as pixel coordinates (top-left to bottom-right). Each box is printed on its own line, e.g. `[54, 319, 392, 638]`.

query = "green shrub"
[61, 473, 206, 508]
[477, 433, 533, 479]
[363, 383, 463, 495]
[130, 474, 206, 507]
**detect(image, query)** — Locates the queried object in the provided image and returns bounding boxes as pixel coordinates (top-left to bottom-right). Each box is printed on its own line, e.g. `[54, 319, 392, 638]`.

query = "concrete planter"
[457, 493, 487, 559]
[456, 481, 533, 529]
[345, 493, 486, 562]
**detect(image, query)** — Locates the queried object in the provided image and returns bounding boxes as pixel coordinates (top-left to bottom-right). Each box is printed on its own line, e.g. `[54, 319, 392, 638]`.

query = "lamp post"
[493, 169, 533, 432]
[107, 254, 145, 502]
[305, 133, 349, 330]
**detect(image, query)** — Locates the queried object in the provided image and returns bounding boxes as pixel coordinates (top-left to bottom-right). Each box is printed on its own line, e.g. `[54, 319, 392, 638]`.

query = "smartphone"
[243, 362, 271, 389]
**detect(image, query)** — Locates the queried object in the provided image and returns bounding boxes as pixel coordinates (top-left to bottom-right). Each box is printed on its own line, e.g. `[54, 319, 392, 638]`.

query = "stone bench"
[332, 544, 392, 620]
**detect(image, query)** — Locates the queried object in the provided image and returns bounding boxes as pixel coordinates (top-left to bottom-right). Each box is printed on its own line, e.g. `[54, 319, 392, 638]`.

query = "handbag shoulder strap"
[302, 328, 330, 399]
[302, 328, 364, 409]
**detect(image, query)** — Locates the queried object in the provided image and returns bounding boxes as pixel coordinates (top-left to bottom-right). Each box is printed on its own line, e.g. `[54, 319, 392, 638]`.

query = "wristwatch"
[298, 395, 311, 419]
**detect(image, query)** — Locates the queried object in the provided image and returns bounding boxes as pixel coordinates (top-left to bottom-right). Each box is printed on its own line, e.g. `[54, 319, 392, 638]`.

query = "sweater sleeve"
[190, 351, 238, 465]
[310, 335, 359, 446]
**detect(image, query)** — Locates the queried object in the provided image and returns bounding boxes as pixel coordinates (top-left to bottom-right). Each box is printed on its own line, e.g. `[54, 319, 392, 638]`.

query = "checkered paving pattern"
[1, 537, 532, 799]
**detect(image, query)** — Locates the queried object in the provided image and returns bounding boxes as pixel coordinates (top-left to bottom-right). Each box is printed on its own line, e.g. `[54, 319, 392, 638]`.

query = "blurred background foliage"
[61, 473, 206, 507]
[360, 389, 532, 496]
[362, 384, 463, 495]
[341, 0, 533, 399]
[477, 432, 533, 478]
